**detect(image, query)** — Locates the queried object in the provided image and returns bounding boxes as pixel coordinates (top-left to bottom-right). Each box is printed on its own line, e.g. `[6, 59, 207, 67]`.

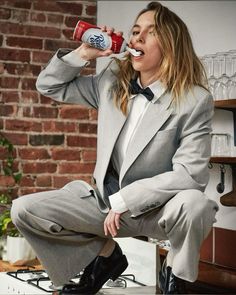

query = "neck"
[140, 72, 160, 88]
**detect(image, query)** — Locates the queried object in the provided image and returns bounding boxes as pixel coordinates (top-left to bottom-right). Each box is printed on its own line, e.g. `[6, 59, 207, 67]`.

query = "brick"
[0, 105, 15, 117]
[0, 175, 15, 187]
[0, 63, 4, 74]
[5, 119, 42, 132]
[6, 36, 43, 50]
[0, 35, 3, 46]
[89, 109, 98, 120]
[44, 39, 77, 51]
[22, 162, 57, 173]
[57, 2, 82, 16]
[64, 16, 79, 28]
[32, 51, 53, 64]
[33, 0, 61, 12]
[0, 22, 24, 35]
[0, 119, 3, 130]
[62, 29, 74, 41]
[21, 91, 39, 104]
[3, 132, 28, 145]
[86, 5, 97, 16]
[51, 148, 80, 161]
[23, 106, 58, 118]
[36, 175, 52, 187]
[12, 9, 29, 23]
[5, 63, 41, 77]
[6, 0, 32, 9]
[30, 12, 46, 23]
[43, 121, 76, 133]
[67, 136, 97, 148]
[24, 25, 61, 39]
[0, 77, 20, 89]
[21, 78, 37, 91]
[58, 162, 95, 174]
[29, 134, 64, 146]
[0, 146, 16, 163]
[47, 14, 64, 25]
[0, 147, 9, 160]
[19, 147, 50, 160]
[0, 8, 11, 19]
[40, 94, 54, 105]
[53, 175, 92, 188]
[0, 48, 30, 62]
[19, 175, 36, 187]
[79, 123, 97, 134]
[0, 91, 20, 103]
[65, 16, 96, 28]
[60, 106, 90, 120]
[53, 175, 75, 188]
[81, 150, 97, 162]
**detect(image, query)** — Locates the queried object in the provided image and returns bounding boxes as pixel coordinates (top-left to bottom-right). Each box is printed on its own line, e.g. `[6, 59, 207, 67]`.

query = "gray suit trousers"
[11, 180, 218, 286]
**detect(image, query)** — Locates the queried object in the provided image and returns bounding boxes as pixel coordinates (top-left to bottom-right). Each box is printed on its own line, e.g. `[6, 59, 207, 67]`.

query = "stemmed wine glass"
[214, 52, 230, 100]
[201, 54, 217, 98]
[227, 50, 236, 99]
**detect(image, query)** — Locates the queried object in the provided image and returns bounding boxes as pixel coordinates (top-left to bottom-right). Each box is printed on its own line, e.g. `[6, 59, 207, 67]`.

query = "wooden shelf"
[210, 156, 236, 164]
[214, 99, 236, 110]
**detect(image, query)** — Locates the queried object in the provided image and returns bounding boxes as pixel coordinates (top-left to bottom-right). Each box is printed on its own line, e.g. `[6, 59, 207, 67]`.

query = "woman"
[11, 2, 218, 295]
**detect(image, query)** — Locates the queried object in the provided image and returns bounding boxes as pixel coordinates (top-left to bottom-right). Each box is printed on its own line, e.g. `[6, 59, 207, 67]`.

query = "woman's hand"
[104, 209, 121, 237]
[74, 25, 123, 61]
[75, 43, 113, 61]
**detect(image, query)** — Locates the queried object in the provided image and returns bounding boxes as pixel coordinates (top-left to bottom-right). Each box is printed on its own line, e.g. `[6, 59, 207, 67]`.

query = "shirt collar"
[130, 78, 166, 103]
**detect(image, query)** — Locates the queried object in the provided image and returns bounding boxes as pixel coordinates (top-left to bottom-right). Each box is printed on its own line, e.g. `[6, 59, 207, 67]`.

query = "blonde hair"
[112, 1, 208, 115]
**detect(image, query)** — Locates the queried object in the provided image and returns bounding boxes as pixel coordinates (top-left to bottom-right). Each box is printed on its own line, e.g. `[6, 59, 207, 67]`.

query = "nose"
[135, 31, 145, 43]
[130, 31, 146, 46]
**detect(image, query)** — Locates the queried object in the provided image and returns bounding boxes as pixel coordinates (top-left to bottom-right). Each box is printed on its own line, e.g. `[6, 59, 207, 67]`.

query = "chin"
[132, 63, 143, 72]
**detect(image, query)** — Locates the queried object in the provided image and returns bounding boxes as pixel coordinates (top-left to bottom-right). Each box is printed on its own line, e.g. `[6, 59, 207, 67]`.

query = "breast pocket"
[152, 127, 178, 143]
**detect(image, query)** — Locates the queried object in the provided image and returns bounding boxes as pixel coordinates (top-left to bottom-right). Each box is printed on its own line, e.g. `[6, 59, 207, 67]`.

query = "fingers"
[75, 43, 113, 60]
[100, 25, 123, 37]
[104, 210, 121, 237]
[115, 214, 120, 230]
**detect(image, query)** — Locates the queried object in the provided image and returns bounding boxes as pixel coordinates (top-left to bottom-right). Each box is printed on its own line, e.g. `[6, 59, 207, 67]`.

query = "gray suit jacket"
[36, 49, 214, 217]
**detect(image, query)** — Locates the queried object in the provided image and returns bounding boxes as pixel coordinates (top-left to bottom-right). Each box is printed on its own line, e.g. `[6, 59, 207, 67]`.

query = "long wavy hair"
[112, 1, 207, 115]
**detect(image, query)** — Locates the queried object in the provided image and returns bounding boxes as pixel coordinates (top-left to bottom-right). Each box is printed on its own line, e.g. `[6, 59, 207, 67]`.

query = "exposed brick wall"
[0, 0, 97, 197]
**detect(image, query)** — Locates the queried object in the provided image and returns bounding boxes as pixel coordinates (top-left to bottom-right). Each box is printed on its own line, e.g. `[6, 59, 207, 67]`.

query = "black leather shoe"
[159, 259, 187, 294]
[60, 242, 128, 294]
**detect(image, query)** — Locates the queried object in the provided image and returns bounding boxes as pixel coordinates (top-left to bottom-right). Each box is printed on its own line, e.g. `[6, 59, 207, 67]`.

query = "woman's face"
[129, 10, 162, 82]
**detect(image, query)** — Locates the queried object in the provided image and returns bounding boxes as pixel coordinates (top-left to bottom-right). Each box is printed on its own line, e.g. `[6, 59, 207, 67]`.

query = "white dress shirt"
[61, 50, 166, 213]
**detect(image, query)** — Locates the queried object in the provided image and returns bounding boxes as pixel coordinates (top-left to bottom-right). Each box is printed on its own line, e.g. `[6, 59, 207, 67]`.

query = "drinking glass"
[227, 50, 236, 98]
[211, 133, 230, 156]
[214, 52, 230, 100]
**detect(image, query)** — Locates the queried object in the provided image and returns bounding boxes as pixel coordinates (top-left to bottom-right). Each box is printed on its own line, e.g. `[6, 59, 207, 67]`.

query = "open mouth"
[126, 46, 144, 57]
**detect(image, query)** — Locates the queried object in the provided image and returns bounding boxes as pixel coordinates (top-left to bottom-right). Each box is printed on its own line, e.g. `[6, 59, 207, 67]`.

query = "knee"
[175, 189, 218, 223]
[11, 195, 32, 226]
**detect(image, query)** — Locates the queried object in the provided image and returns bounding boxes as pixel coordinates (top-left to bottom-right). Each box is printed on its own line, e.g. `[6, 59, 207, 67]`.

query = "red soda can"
[73, 20, 127, 54]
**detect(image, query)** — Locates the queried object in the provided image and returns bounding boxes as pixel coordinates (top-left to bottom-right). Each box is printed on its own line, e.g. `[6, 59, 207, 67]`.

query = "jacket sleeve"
[36, 49, 105, 109]
[119, 92, 214, 217]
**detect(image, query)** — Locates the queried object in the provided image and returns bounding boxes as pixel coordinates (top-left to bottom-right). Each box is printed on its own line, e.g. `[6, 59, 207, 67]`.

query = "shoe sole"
[60, 255, 128, 295]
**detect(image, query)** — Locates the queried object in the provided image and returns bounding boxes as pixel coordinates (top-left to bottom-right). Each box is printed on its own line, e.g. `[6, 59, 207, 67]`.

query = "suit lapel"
[119, 92, 173, 183]
[98, 100, 127, 180]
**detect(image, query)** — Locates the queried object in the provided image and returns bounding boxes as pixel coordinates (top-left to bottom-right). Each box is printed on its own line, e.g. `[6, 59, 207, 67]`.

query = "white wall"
[97, 1, 236, 230]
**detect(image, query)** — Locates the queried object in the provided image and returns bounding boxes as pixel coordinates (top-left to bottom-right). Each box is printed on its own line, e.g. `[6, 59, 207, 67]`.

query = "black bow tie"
[129, 79, 154, 101]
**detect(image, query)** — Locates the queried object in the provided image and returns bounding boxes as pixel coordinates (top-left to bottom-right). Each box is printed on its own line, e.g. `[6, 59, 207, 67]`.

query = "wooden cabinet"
[210, 100, 236, 206]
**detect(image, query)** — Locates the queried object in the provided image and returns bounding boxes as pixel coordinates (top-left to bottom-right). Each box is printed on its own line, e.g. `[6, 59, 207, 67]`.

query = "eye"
[132, 31, 139, 36]
[149, 30, 156, 36]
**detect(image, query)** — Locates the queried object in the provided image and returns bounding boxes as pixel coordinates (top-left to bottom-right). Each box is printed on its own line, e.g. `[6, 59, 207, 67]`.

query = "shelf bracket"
[220, 164, 236, 207]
